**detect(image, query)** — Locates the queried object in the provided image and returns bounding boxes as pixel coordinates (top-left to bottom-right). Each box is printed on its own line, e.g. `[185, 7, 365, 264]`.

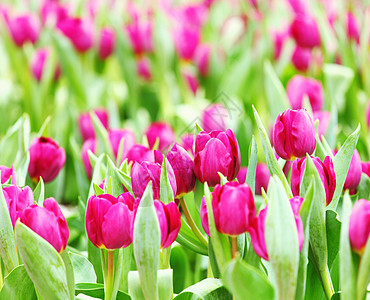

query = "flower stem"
[232, 237, 238, 259]
[0, 262, 3, 289]
[179, 198, 208, 246]
[320, 265, 334, 300]
[159, 247, 171, 269]
[105, 250, 115, 300]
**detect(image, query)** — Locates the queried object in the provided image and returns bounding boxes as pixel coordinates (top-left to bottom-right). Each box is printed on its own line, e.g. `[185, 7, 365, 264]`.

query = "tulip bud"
[248, 196, 304, 260]
[166, 144, 196, 197]
[194, 129, 240, 187]
[30, 48, 61, 82]
[137, 56, 151, 81]
[334, 149, 361, 191]
[201, 103, 229, 133]
[194, 44, 210, 77]
[145, 122, 175, 152]
[291, 156, 336, 205]
[273, 29, 288, 60]
[98, 27, 115, 60]
[78, 108, 109, 141]
[173, 26, 200, 60]
[20, 198, 69, 253]
[86, 193, 134, 249]
[366, 102, 370, 129]
[313, 111, 330, 138]
[183, 70, 199, 95]
[290, 14, 321, 49]
[153, 200, 181, 248]
[28, 137, 66, 183]
[57, 17, 93, 53]
[287, 75, 324, 112]
[180, 134, 194, 156]
[291, 45, 312, 72]
[40, 0, 68, 26]
[81, 138, 96, 179]
[272, 109, 316, 160]
[349, 199, 370, 255]
[0, 165, 16, 184]
[126, 145, 154, 164]
[346, 12, 359, 43]
[126, 21, 153, 56]
[362, 161, 370, 178]
[200, 197, 210, 236]
[108, 128, 136, 160]
[236, 164, 270, 195]
[3, 185, 34, 228]
[7, 14, 40, 47]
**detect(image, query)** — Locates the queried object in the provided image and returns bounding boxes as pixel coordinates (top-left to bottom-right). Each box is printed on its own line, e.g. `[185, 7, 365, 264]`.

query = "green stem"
[320, 265, 335, 300]
[159, 247, 171, 269]
[179, 198, 208, 247]
[105, 250, 115, 300]
[232, 237, 238, 259]
[0, 260, 3, 289]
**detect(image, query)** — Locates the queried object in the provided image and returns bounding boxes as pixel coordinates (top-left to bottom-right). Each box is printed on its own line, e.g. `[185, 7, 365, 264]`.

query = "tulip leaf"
[328, 124, 360, 211]
[265, 176, 299, 299]
[252, 106, 292, 198]
[75, 282, 130, 299]
[357, 174, 370, 200]
[90, 113, 114, 160]
[105, 156, 125, 197]
[132, 181, 160, 300]
[0, 184, 18, 273]
[15, 222, 70, 300]
[60, 251, 75, 300]
[0, 265, 37, 300]
[176, 217, 208, 256]
[0, 115, 24, 166]
[88, 154, 106, 202]
[118, 245, 132, 293]
[245, 135, 257, 194]
[170, 245, 190, 294]
[357, 236, 370, 300]
[160, 156, 175, 204]
[218, 172, 228, 186]
[93, 183, 104, 196]
[174, 278, 231, 300]
[117, 169, 133, 193]
[68, 251, 97, 284]
[33, 177, 45, 206]
[194, 180, 205, 211]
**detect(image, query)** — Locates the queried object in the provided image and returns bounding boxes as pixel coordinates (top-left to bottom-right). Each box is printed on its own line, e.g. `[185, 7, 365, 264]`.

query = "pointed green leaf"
[175, 278, 231, 300]
[245, 136, 257, 193]
[160, 156, 174, 204]
[105, 156, 125, 197]
[33, 178, 44, 206]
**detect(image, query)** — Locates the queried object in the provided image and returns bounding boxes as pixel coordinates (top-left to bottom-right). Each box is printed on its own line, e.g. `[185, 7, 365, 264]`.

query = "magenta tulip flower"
[194, 44, 211, 77]
[7, 14, 40, 47]
[181, 134, 195, 156]
[0, 165, 16, 184]
[40, 0, 69, 26]
[272, 109, 316, 160]
[287, 75, 324, 112]
[272, 29, 288, 60]
[30, 48, 60, 82]
[173, 26, 200, 61]
[78, 108, 109, 141]
[126, 21, 153, 56]
[290, 14, 321, 49]
[98, 27, 115, 60]
[362, 162, 370, 178]
[3, 185, 34, 228]
[346, 12, 359, 43]
[20, 198, 69, 253]
[126, 145, 154, 164]
[200, 197, 210, 236]
[201, 103, 229, 133]
[349, 199, 370, 255]
[236, 164, 270, 195]
[137, 57, 151, 81]
[145, 122, 175, 152]
[108, 128, 136, 160]
[313, 111, 331, 138]
[183, 70, 199, 95]
[334, 149, 362, 191]
[86, 193, 134, 249]
[166, 143, 196, 197]
[291, 156, 336, 205]
[291, 45, 312, 72]
[28, 137, 66, 183]
[81, 138, 96, 179]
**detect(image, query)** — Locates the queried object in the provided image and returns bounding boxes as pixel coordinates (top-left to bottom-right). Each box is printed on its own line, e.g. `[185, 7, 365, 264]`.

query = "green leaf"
[357, 236, 370, 300]
[245, 136, 257, 193]
[15, 222, 70, 300]
[176, 217, 208, 256]
[170, 245, 190, 294]
[33, 178, 44, 206]
[91, 113, 114, 159]
[175, 278, 231, 300]
[218, 172, 228, 186]
[68, 251, 97, 284]
[118, 245, 132, 293]
[194, 180, 205, 211]
[222, 259, 274, 300]
[75, 282, 131, 299]
[60, 251, 75, 300]
[105, 156, 125, 197]
[88, 154, 106, 202]
[357, 174, 370, 200]
[0, 265, 37, 300]
[160, 156, 174, 204]
[117, 169, 133, 193]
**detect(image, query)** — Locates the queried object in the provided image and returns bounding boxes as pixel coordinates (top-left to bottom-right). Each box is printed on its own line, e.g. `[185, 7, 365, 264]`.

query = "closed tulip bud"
[0, 165, 16, 184]
[349, 199, 370, 255]
[30, 48, 60, 82]
[346, 12, 359, 43]
[98, 27, 115, 60]
[3, 185, 34, 228]
[20, 198, 69, 253]
[287, 75, 324, 112]
[194, 129, 240, 187]
[272, 109, 316, 160]
[137, 56, 151, 81]
[166, 143, 196, 197]
[28, 137, 66, 183]
[292, 45, 312, 72]
[57, 17, 93, 53]
[200, 197, 210, 236]
[145, 122, 175, 152]
[78, 108, 109, 141]
[7, 14, 40, 47]
[153, 200, 181, 248]
[291, 156, 336, 205]
[249, 196, 304, 260]
[108, 128, 136, 160]
[362, 162, 370, 178]
[201, 103, 229, 133]
[126, 145, 154, 164]
[194, 44, 211, 77]
[86, 193, 134, 249]
[313, 111, 330, 138]
[81, 138, 96, 179]
[290, 14, 320, 49]
[183, 70, 199, 95]
[236, 164, 270, 195]
[126, 21, 153, 56]
[40, 0, 68, 26]
[180, 133, 195, 156]
[334, 149, 361, 191]
[174, 26, 200, 61]
[273, 29, 288, 60]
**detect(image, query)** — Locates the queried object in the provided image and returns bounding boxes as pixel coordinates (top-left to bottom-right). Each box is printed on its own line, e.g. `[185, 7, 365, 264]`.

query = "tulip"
[166, 143, 196, 197]
[291, 45, 312, 72]
[201, 103, 228, 133]
[334, 149, 361, 191]
[40, 0, 69, 26]
[348, 199, 370, 255]
[183, 70, 199, 95]
[236, 164, 270, 195]
[0, 165, 16, 184]
[28, 137, 66, 183]
[57, 17, 93, 53]
[286, 75, 324, 112]
[180, 133, 194, 156]
[362, 162, 370, 178]
[81, 138, 96, 179]
[313, 111, 331, 138]
[366, 102, 370, 129]
[78, 108, 109, 141]
[287, 0, 306, 14]
[290, 14, 321, 49]
[194, 129, 240, 187]
[176, 4, 208, 29]
[248, 196, 304, 260]
[174, 26, 200, 61]
[194, 44, 211, 77]
[236, 167, 247, 184]
[98, 27, 115, 60]
[137, 56, 151, 81]
[200, 197, 210, 236]
[126, 21, 153, 55]
[3, 185, 34, 228]
[291, 156, 336, 205]
[126, 145, 154, 164]
[272, 109, 316, 160]
[20, 198, 69, 253]
[346, 12, 359, 43]
[86, 193, 134, 249]
[108, 128, 136, 160]
[7, 14, 40, 47]
[145, 122, 175, 152]
[30, 48, 61, 82]
[273, 29, 288, 60]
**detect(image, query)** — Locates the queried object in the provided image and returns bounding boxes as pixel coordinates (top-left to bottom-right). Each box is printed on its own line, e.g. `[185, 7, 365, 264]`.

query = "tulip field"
[1, 0, 370, 299]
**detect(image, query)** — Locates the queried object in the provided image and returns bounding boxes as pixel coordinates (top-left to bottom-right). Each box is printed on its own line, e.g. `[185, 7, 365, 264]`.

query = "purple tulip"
[7, 14, 40, 47]
[201, 103, 229, 133]
[287, 75, 324, 112]
[58, 17, 93, 53]
[290, 13, 321, 49]
[0, 165, 16, 184]
[272, 109, 316, 160]
[291, 156, 336, 205]
[346, 12, 359, 43]
[98, 27, 115, 60]
[86, 193, 134, 249]
[78, 109, 109, 141]
[166, 143, 196, 197]
[174, 26, 200, 61]
[137, 56, 151, 81]
[145, 122, 175, 152]
[180, 134, 195, 156]
[20, 198, 69, 253]
[3, 185, 34, 228]
[126, 145, 154, 164]
[108, 128, 136, 161]
[28, 137, 66, 183]
[292, 45, 312, 72]
[81, 138, 96, 179]
[349, 199, 370, 255]
[194, 129, 240, 187]
[334, 149, 362, 191]
[194, 44, 211, 77]
[236, 164, 270, 195]
[200, 197, 210, 236]
[313, 111, 331, 138]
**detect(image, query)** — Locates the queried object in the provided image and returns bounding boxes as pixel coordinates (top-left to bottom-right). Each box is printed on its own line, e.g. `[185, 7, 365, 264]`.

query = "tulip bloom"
[40, 0, 68, 26]
[28, 137, 66, 183]
[362, 162, 370, 178]
[7, 14, 40, 47]
[348, 199, 370, 255]
[200, 197, 210, 236]
[3, 185, 34, 228]
[272, 109, 316, 160]
[20, 198, 69, 253]
[126, 21, 153, 56]
[290, 14, 320, 49]
[78, 109, 109, 141]
[108, 128, 136, 160]
[273, 29, 288, 61]
[166, 144, 196, 197]
[346, 12, 359, 43]
[30, 48, 60, 82]
[137, 57, 151, 81]
[0, 165, 16, 184]
[194, 129, 240, 187]
[145, 122, 175, 152]
[194, 44, 211, 77]
[86, 193, 134, 249]
[126, 145, 154, 164]
[291, 156, 336, 205]
[248, 196, 304, 260]
[291, 45, 312, 72]
[313, 111, 331, 138]
[180, 134, 195, 156]
[183, 70, 199, 95]
[201, 104, 229, 133]
[173, 26, 200, 61]
[236, 164, 270, 195]
[81, 138, 96, 179]
[98, 27, 115, 60]
[334, 149, 361, 191]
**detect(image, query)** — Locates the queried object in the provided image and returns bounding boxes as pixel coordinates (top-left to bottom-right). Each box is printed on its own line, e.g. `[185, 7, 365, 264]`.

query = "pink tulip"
[346, 12, 359, 43]
[183, 70, 199, 95]
[273, 29, 288, 60]
[40, 0, 69, 26]
[137, 56, 151, 81]
[180, 133, 195, 156]
[30, 48, 60, 82]
[126, 21, 152, 55]
[200, 197, 210, 236]
[362, 161, 370, 178]
[98, 27, 115, 60]
[7, 14, 40, 47]
[58, 17, 93, 53]
[194, 44, 211, 77]
[313, 111, 331, 138]
[145, 122, 175, 152]
[81, 138, 96, 179]
[349, 199, 370, 255]
[78, 109, 109, 141]
[201, 103, 229, 133]
[0, 165, 16, 184]
[174, 26, 200, 60]
[108, 128, 136, 161]
[292, 45, 312, 72]
[334, 149, 361, 191]
[236, 164, 270, 195]
[290, 14, 321, 49]
[126, 145, 154, 164]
